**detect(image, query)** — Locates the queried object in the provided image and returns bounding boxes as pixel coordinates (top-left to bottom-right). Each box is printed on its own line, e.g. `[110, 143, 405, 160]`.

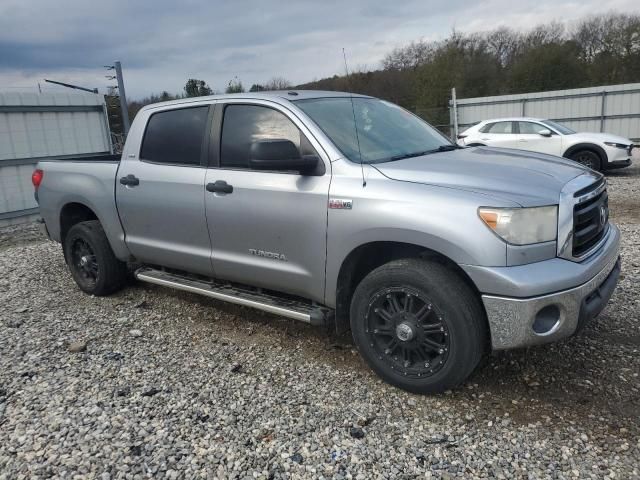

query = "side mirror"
[538, 128, 552, 137]
[249, 139, 320, 175]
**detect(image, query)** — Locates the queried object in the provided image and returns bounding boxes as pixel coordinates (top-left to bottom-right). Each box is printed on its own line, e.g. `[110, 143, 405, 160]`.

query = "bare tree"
[263, 77, 292, 90]
[383, 39, 434, 70]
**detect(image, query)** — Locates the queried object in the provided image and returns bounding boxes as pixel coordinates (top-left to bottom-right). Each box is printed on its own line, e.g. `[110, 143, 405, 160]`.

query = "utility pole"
[105, 61, 130, 136]
[451, 87, 459, 141]
[114, 62, 130, 135]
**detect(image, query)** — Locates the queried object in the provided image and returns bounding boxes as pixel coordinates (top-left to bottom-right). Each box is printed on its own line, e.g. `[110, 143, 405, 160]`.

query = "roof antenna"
[343, 48, 366, 187]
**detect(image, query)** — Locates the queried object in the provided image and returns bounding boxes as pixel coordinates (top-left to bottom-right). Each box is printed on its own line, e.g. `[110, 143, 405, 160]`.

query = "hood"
[572, 132, 632, 144]
[373, 146, 596, 207]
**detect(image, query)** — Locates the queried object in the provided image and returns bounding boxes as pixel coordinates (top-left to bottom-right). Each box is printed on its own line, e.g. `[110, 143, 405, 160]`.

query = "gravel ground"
[1, 165, 639, 479]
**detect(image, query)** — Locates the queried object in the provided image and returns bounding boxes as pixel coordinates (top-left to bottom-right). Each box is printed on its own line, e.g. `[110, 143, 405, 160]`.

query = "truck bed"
[36, 156, 129, 259]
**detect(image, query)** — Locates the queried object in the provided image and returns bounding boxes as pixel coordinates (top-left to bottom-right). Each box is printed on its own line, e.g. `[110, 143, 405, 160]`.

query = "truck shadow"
[140, 281, 639, 431]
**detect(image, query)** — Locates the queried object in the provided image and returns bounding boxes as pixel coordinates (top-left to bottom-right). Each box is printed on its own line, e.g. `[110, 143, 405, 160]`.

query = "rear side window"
[140, 106, 209, 165]
[482, 121, 514, 134]
[220, 104, 316, 169]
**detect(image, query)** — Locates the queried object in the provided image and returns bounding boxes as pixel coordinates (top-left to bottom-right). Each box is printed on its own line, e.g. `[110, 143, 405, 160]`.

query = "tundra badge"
[249, 249, 287, 261]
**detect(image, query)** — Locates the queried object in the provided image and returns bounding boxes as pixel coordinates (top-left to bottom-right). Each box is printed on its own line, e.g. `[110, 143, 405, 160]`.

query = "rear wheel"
[350, 258, 486, 394]
[570, 150, 601, 171]
[63, 220, 127, 296]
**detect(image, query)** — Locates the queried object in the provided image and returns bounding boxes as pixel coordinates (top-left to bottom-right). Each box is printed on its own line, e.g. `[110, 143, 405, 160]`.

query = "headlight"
[478, 206, 558, 245]
[604, 141, 628, 149]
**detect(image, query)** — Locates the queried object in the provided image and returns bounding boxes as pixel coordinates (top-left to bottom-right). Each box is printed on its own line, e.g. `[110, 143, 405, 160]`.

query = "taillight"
[32, 169, 44, 189]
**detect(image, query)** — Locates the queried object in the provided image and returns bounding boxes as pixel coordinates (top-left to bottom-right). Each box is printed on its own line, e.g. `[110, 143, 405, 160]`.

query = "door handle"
[518, 139, 527, 142]
[206, 180, 233, 194]
[120, 174, 139, 186]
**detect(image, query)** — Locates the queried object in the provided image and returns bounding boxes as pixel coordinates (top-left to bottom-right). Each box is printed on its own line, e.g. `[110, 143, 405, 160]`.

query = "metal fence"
[0, 91, 112, 226]
[450, 83, 640, 141]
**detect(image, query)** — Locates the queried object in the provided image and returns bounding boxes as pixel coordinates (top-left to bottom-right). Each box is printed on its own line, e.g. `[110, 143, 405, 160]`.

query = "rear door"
[204, 101, 330, 302]
[477, 121, 520, 148]
[516, 121, 563, 156]
[116, 105, 215, 276]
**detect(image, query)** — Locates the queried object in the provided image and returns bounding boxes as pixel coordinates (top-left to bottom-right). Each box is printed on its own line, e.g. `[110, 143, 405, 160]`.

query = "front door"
[116, 105, 215, 276]
[516, 121, 564, 156]
[204, 102, 330, 302]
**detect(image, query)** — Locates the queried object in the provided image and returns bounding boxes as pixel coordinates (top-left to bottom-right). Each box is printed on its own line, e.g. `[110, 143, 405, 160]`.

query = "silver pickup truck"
[34, 91, 621, 393]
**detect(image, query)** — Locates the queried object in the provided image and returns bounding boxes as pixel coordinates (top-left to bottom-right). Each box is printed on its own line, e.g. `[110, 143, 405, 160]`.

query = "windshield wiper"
[436, 144, 460, 151]
[387, 144, 460, 162]
[388, 150, 432, 161]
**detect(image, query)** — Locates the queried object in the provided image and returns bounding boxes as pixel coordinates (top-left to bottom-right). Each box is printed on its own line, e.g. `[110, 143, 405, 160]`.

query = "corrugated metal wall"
[0, 91, 111, 226]
[453, 83, 640, 140]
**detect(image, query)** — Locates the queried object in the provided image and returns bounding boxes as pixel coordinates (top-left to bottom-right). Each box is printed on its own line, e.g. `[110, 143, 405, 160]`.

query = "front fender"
[324, 166, 512, 307]
[563, 142, 608, 163]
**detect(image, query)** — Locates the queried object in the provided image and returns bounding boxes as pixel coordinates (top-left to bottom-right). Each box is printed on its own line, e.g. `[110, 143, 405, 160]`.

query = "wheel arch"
[333, 241, 485, 334]
[59, 202, 99, 243]
[563, 142, 608, 163]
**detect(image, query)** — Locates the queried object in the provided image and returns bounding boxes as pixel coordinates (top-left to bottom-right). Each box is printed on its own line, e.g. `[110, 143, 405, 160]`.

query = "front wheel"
[350, 258, 486, 394]
[570, 150, 602, 171]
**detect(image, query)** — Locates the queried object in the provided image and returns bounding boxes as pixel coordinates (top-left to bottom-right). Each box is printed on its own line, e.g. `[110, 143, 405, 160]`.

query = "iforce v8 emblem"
[329, 198, 353, 210]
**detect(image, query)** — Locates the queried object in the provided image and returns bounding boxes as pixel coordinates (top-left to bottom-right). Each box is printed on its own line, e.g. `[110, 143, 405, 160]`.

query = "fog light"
[532, 305, 560, 335]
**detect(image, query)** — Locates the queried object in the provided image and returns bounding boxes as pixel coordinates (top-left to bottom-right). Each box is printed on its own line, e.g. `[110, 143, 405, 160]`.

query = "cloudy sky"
[0, 0, 637, 99]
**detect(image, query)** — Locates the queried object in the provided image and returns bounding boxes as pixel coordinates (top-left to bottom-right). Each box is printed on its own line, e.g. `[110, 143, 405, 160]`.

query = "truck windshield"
[294, 97, 453, 164]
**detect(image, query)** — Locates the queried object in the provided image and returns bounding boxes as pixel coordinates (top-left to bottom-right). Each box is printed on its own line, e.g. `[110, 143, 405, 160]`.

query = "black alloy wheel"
[63, 220, 127, 296]
[70, 237, 99, 289]
[350, 258, 486, 394]
[366, 287, 450, 378]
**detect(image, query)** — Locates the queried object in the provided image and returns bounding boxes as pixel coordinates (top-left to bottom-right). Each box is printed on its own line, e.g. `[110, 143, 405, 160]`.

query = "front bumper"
[606, 158, 632, 170]
[604, 143, 634, 169]
[469, 225, 621, 350]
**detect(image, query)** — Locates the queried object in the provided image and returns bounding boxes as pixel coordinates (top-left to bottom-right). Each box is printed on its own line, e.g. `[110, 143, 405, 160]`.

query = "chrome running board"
[134, 267, 328, 326]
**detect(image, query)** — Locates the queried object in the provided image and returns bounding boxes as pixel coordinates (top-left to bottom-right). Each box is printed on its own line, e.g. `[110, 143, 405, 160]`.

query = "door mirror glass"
[249, 139, 319, 174]
[538, 128, 552, 137]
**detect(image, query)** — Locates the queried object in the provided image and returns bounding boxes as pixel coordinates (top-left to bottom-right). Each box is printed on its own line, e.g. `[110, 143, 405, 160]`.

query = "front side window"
[484, 121, 514, 134]
[140, 106, 209, 165]
[541, 119, 575, 135]
[295, 97, 451, 164]
[220, 104, 316, 169]
[519, 122, 548, 135]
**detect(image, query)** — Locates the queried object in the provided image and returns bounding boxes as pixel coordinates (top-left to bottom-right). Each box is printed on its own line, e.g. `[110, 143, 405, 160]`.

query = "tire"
[63, 220, 127, 296]
[570, 150, 601, 171]
[350, 258, 486, 394]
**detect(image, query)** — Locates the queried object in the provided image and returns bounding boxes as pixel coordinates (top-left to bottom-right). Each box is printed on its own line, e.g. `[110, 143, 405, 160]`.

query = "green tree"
[226, 78, 245, 93]
[184, 79, 213, 97]
[508, 42, 587, 92]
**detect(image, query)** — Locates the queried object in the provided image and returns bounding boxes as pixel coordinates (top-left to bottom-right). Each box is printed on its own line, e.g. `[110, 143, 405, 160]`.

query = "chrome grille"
[572, 182, 608, 257]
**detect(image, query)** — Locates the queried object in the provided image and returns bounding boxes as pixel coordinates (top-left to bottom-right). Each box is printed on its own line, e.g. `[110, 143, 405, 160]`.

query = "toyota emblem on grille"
[599, 205, 607, 227]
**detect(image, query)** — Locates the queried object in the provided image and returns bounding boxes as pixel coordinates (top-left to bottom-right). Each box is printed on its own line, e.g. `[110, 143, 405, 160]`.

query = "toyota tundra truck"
[34, 91, 621, 393]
